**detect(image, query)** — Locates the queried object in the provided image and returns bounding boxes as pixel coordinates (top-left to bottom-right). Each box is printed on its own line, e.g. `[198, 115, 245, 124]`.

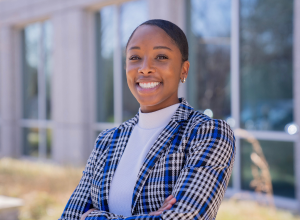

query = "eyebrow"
[128, 46, 172, 51]
[129, 46, 140, 50]
[153, 46, 172, 51]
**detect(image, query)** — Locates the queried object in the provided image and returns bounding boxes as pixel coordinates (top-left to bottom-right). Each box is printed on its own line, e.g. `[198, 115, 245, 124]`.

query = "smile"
[138, 82, 160, 89]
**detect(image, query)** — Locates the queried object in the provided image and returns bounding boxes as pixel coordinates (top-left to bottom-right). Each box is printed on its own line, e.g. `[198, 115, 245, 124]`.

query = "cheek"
[126, 65, 137, 82]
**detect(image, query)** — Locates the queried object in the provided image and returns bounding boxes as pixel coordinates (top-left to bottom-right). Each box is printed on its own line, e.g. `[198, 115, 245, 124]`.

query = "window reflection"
[121, 0, 148, 121]
[240, 0, 294, 131]
[96, 6, 115, 122]
[186, 0, 231, 120]
[44, 21, 53, 120]
[23, 127, 39, 157]
[241, 139, 295, 198]
[21, 21, 52, 158]
[22, 23, 40, 119]
[22, 21, 52, 120]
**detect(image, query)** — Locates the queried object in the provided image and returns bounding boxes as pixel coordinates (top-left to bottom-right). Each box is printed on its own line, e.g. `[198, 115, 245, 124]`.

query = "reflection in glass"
[241, 139, 295, 198]
[23, 128, 52, 158]
[240, 0, 294, 131]
[121, 0, 148, 121]
[186, 0, 231, 119]
[22, 23, 40, 119]
[23, 127, 39, 157]
[96, 6, 115, 122]
[22, 21, 53, 158]
[46, 129, 52, 158]
[44, 21, 53, 120]
[22, 21, 53, 120]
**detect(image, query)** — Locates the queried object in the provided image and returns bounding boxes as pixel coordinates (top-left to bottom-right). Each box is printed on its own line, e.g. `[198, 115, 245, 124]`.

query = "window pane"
[44, 21, 53, 120]
[186, 0, 231, 120]
[121, 0, 148, 121]
[46, 128, 52, 158]
[23, 127, 39, 157]
[22, 21, 52, 120]
[22, 23, 40, 119]
[241, 139, 295, 198]
[96, 6, 115, 123]
[240, 0, 294, 131]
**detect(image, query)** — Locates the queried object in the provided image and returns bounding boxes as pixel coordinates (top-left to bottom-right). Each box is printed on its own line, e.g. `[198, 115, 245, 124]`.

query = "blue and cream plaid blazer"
[60, 98, 235, 220]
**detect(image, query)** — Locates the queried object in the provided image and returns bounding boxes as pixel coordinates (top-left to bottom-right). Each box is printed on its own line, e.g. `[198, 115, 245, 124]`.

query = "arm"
[161, 119, 235, 220]
[84, 119, 235, 220]
[59, 129, 113, 220]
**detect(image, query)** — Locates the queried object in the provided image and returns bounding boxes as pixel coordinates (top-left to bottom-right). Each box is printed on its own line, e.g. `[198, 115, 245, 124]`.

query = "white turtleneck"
[108, 103, 180, 216]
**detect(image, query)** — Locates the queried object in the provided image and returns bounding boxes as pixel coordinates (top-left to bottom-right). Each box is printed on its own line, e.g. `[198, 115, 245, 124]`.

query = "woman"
[59, 19, 235, 220]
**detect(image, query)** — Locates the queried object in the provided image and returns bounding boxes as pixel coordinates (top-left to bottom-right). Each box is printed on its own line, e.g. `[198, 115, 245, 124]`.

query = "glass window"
[21, 20, 53, 158]
[23, 127, 39, 157]
[95, 6, 115, 123]
[23, 127, 52, 158]
[95, 0, 148, 123]
[241, 139, 295, 198]
[240, 0, 294, 131]
[22, 23, 40, 120]
[186, 0, 231, 120]
[121, 0, 148, 121]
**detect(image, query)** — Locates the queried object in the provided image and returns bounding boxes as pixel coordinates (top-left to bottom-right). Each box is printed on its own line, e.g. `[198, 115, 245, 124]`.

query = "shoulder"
[94, 114, 138, 150]
[94, 127, 118, 150]
[186, 110, 235, 148]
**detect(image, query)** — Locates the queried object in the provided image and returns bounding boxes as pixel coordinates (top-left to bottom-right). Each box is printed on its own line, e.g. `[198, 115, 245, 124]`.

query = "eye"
[129, 55, 140, 60]
[156, 54, 168, 60]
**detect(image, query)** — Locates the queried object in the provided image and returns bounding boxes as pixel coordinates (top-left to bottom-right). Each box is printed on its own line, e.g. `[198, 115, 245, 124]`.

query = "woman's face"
[126, 25, 189, 113]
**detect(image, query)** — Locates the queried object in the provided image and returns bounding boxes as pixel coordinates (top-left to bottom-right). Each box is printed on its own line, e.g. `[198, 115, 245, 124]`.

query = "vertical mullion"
[293, 0, 300, 210]
[38, 22, 47, 159]
[231, 0, 241, 192]
[113, 5, 122, 124]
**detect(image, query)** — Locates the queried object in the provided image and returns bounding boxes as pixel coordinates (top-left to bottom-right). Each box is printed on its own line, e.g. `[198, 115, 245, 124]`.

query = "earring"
[181, 77, 186, 83]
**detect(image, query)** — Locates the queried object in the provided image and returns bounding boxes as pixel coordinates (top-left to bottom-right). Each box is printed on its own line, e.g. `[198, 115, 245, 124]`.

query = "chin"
[136, 96, 163, 107]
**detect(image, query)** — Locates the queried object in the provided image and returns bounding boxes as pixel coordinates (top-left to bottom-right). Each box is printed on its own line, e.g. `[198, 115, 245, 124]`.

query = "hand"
[80, 208, 98, 220]
[149, 195, 176, 216]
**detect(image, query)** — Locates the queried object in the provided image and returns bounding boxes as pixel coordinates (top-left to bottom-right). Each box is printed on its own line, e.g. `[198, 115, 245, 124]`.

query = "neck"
[140, 95, 180, 113]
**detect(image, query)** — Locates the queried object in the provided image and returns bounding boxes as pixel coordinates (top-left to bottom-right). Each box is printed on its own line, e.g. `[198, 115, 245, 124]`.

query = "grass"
[0, 158, 299, 220]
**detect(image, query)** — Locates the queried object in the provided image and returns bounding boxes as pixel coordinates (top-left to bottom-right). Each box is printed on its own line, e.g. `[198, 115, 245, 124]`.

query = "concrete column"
[51, 9, 95, 166]
[0, 26, 21, 158]
[148, 0, 187, 98]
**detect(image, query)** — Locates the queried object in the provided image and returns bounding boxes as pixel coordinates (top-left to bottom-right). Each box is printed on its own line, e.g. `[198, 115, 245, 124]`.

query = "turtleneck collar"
[137, 103, 180, 130]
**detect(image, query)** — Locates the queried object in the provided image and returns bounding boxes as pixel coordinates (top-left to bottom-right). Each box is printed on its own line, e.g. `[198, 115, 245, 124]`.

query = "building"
[0, 0, 299, 212]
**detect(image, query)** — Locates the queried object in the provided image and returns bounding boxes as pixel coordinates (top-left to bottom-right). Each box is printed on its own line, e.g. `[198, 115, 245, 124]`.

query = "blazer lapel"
[100, 115, 138, 211]
[131, 98, 193, 213]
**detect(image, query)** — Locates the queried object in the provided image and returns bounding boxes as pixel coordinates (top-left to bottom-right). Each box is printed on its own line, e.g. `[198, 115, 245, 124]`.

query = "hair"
[126, 19, 189, 62]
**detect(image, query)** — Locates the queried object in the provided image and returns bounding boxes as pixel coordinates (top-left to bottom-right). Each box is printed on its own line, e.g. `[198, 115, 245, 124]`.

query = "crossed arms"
[59, 119, 235, 220]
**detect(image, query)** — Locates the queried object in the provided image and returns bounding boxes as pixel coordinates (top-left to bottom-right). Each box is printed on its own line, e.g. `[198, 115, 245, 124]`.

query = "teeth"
[139, 82, 160, 89]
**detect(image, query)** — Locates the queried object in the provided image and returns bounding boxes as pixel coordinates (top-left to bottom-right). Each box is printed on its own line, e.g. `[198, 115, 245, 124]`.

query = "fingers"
[149, 195, 176, 216]
[162, 195, 174, 205]
[80, 208, 98, 220]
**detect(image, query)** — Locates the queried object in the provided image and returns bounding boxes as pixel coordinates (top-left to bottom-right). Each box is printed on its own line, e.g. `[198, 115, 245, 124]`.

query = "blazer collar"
[101, 97, 193, 212]
[122, 97, 193, 129]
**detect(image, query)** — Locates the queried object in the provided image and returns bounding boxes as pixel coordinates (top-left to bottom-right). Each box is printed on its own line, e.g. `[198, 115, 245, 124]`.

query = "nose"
[138, 57, 155, 74]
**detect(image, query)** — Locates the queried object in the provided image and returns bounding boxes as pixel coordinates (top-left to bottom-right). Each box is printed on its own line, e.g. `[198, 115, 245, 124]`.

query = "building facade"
[0, 0, 299, 212]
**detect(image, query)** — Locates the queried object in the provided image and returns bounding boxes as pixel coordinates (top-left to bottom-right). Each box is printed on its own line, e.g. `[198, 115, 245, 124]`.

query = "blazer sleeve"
[160, 119, 235, 220]
[59, 129, 113, 220]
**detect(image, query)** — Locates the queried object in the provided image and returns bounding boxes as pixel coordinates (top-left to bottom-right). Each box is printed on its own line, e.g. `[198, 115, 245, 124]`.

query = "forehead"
[127, 25, 176, 49]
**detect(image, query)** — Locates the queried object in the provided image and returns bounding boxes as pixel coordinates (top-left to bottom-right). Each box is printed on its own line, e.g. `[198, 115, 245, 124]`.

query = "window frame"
[20, 21, 53, 160]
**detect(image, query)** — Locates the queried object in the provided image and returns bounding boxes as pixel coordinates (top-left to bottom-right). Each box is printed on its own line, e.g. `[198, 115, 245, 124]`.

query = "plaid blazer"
[60, 98, 235, 220]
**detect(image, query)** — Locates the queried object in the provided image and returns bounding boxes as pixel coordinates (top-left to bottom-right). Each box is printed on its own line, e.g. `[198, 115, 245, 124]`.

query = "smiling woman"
[59, 19, 235, 220]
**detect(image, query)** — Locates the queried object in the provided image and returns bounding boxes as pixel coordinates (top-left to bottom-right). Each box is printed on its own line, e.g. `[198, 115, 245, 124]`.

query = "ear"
[180, 60, 190, 81]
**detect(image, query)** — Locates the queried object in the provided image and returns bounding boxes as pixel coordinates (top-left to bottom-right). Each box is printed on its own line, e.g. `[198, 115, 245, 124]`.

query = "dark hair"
[126, 19, 189, 62]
